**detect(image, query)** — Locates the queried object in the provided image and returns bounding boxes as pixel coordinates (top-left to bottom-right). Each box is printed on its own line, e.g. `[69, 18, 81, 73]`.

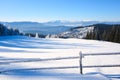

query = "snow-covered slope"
[46, 26, 94, 38]
[0, 36, 120, 80]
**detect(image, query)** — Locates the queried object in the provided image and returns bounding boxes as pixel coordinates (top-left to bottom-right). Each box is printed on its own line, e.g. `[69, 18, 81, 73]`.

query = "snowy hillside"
[0, 36, 120, 80]
[46, 26, 94, 38]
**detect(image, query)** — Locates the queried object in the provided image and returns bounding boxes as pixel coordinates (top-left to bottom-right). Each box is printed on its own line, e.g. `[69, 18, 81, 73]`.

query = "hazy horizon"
[1, 20, 120, 23]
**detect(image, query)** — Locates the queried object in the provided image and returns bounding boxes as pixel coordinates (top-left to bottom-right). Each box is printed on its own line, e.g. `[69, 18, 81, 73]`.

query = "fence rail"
[0, 56, 79, 64]
[79, 52, 120, 74]
[0, 56, 79, 61]
[83, 64, 120, 68]
[83, 52, 120, 56]
[1, 64, 120, 73]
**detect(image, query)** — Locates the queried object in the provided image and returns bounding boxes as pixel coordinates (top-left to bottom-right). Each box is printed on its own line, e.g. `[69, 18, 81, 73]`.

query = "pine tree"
[35, 33, 39, 38]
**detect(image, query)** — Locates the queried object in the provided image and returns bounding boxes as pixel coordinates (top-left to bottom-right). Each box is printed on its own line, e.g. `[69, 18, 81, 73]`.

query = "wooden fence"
[0, 52, 120, 75]
[79, 52, 120, 74]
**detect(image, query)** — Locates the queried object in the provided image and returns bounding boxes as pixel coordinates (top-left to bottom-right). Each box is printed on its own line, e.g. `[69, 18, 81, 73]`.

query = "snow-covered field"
[0, 36, 120, 80]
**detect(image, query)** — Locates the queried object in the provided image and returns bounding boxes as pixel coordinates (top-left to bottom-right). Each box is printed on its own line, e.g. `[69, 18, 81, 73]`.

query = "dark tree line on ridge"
[25, 33, 46, 38]
[85, 24, 120, 43]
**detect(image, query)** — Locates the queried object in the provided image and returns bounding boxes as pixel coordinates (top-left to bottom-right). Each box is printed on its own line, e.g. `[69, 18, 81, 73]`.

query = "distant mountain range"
[0, 21, 120, 35]
[1, 21, 72, 35]
[43, 20, 120, 26]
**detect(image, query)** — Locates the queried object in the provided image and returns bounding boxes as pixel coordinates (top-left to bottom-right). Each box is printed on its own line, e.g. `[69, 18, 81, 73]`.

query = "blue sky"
[0, 0, 120, 22]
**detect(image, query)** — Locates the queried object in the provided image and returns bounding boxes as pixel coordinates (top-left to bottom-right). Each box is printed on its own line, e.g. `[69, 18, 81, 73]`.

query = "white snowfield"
[0, 36, 120, 80]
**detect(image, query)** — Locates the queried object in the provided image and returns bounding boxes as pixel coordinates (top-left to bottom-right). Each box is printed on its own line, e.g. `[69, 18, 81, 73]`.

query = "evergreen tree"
[35, 33, 39, 38]
[84, 24, 120, 43]
[0, 23, 20, 36]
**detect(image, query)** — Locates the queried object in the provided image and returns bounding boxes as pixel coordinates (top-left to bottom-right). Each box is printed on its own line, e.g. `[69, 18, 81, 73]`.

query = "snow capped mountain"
[44, 20, 120, 26]
[44, 20, 99, 26]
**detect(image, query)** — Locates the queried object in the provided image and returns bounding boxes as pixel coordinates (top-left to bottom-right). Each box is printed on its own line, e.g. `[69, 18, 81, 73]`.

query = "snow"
[0, 36, 120, 80]
[46, 26, 94, 38]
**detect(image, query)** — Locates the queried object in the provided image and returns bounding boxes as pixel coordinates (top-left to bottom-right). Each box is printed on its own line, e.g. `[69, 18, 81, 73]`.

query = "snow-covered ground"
[0, 36, 120, 80]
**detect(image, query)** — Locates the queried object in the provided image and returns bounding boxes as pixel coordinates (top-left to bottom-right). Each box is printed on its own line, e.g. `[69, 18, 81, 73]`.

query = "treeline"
[25, 33, 46, 38]
[85, 24, 120, 43]
[0, 23, 20, 36]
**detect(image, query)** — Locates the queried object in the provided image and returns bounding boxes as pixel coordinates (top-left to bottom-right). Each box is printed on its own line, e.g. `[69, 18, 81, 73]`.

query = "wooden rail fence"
[0, 52, 120, 75]
[79, 52, 120, 74]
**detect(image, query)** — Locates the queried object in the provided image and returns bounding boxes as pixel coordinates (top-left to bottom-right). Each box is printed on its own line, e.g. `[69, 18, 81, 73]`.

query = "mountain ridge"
[1, 21, 120, 35]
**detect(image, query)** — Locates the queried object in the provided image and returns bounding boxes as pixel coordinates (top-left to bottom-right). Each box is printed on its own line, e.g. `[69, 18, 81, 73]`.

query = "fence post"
[79, 51, 83, 74]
